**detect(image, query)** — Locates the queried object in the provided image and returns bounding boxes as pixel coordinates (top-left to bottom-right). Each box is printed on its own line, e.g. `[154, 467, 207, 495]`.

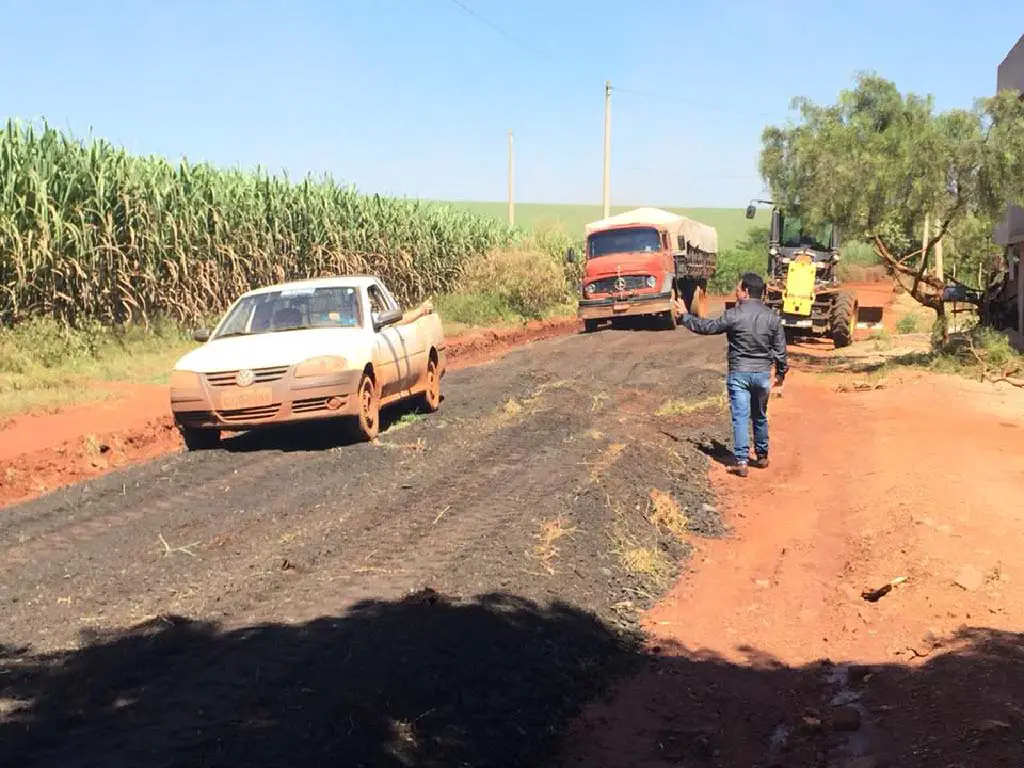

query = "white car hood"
[174, 328, 367, 373]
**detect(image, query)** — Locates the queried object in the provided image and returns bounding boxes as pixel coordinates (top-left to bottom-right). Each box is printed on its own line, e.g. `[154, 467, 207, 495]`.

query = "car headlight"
[169, 369, 201, 389]
[645, 275, 657, 288]
[294, 355, 348, 378]
[584, 283, 594, 297]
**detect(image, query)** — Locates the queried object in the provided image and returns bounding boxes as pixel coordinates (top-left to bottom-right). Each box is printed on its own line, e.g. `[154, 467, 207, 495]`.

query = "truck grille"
[588, 275, 651, 294]
[204, 366, 290, 387]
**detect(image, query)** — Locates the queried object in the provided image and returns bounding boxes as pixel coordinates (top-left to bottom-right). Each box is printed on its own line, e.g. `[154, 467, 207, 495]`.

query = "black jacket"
[680, 299, 788, 378]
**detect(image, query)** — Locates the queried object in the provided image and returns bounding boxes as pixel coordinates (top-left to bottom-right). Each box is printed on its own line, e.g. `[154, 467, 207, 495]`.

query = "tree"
[758, 72, 1024, 329]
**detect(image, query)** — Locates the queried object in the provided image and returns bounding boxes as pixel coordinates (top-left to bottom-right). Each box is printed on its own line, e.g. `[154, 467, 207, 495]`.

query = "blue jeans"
[726, 371, 771, 465]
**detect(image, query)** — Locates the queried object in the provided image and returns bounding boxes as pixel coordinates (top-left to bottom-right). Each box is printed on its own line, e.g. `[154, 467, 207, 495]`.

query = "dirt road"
[0, 323, 732, 767]
[562, 368, 1024, 767]
[5, 292, 1024, 767]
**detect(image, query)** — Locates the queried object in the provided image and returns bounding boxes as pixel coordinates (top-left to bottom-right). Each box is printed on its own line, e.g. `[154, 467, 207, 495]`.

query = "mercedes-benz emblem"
[235, 369, 255, 387]
[614, 277, 626, 292]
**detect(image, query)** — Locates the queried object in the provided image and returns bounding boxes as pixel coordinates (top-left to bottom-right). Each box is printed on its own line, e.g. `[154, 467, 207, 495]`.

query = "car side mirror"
[565, 248, 578, 263]
[193, 328, 211, 342]
[745, 204, 756, 220]
[372, 307, 403, 332]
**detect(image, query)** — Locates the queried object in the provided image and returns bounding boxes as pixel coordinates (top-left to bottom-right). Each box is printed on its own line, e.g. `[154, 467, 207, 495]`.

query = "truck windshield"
[587, 226, 662, 258]
[213, 286, 363, 339]
[780, 216, 833, 252]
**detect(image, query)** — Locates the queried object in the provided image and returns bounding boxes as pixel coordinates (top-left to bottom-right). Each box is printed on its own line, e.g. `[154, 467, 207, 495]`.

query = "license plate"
[612, 302, 628, 313]
[219, 387, 274, 411]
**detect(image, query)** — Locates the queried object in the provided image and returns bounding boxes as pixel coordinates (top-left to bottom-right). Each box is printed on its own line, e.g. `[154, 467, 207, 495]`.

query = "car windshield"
[213, 285, 363, 339]
[587, 226, 662, 258]
[780, 215, 833, 252]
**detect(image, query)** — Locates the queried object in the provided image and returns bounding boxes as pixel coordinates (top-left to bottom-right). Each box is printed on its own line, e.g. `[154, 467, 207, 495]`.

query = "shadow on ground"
[0, 591, 640, 768]
[3, 592, 1023, 768]
[218, 397, 433, 454]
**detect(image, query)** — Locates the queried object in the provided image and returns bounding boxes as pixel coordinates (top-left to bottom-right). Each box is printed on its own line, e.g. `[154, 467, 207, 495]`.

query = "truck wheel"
[662, 308, 678, 330]
[353, 372, 380, 441]
[417, 357, 441, 413]
[829, 291, 858, 349]
[583, 319, 599, 333]
[180, 426, 220, 451]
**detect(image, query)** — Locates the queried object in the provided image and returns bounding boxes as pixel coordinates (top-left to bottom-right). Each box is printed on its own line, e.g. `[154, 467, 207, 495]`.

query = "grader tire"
[829, 291, 858, 349]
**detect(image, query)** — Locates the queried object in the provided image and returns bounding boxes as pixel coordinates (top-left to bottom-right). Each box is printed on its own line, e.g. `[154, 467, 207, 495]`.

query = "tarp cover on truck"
[585, 207, 718, 255]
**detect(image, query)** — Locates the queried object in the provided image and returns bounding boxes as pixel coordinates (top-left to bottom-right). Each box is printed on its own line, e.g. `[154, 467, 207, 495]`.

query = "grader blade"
[855, 304, 885, 331]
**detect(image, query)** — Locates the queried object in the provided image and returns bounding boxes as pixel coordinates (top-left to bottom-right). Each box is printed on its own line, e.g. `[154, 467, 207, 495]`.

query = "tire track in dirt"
[1, 450, 300, 565]
[1, 327, 728, 654]
[2, 324, 739, 768]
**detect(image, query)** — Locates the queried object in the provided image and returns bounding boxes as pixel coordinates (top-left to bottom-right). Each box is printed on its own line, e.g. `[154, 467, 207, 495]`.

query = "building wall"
[996, 35, 1024, 246]
[995, 35, 1024, 342]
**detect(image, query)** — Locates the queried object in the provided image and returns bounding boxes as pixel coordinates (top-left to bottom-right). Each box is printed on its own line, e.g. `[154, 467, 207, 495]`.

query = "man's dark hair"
[740, 272, 765, 299]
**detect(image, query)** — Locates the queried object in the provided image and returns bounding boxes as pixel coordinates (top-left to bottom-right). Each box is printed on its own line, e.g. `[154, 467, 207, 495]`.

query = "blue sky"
[1, 1, 1022, 207]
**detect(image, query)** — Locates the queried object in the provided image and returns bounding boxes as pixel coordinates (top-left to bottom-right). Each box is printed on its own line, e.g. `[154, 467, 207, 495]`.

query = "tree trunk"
[873, 236, 945, 312]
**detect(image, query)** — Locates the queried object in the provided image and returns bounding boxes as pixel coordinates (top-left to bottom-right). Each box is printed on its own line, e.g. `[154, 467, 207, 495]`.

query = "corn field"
[0, 119, 532, 328]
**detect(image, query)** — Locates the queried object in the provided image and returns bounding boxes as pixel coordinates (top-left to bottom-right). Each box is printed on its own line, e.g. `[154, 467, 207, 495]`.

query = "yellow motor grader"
[733, 201, 884, 348]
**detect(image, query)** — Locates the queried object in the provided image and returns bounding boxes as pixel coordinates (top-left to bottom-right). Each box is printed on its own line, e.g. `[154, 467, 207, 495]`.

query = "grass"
[0, 318, 195, 419]
[647, 489, 689, 540]
[813, 324, 1023, 387]
[896, 314, 922, 334]
[442, 202, 760, 252]
[529, 517, 577, 575]
[656, 393, 726, 416]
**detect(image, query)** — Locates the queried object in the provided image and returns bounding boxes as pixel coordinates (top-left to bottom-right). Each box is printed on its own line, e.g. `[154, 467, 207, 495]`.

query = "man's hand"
[772, 376, 785, 399]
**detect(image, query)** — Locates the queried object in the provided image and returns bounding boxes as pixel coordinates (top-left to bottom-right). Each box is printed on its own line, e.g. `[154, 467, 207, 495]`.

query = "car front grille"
[218, 404, 282, 422]
[204, 366, 290, 387]
[292, 396, 341, 415]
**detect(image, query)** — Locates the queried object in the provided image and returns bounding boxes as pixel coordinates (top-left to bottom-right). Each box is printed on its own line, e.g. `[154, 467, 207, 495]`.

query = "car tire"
[417, 357, 441, 413]
[354, 372, 380, 441]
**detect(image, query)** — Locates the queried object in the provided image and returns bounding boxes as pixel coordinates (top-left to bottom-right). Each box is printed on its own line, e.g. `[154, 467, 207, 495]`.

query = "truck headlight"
[645, 275, 657, 288]
[294, 356, 348, 378]
[584, 283, 594, 297]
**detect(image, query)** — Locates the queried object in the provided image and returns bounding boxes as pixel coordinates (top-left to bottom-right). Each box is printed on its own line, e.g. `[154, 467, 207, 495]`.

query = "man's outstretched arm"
[680, 309, 732, 335]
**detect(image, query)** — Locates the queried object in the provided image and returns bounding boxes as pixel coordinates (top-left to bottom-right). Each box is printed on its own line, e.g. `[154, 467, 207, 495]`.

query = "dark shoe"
[750, 455, 769, 469]
[727, 464, 749, 478]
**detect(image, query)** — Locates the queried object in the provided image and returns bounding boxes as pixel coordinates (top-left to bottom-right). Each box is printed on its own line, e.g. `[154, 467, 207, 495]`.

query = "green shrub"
[896, 314, 920, 334]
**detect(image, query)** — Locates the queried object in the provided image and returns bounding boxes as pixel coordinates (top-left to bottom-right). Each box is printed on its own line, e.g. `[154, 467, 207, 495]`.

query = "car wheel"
[354, 372, 380, 441]
[418, 357, 441, 413]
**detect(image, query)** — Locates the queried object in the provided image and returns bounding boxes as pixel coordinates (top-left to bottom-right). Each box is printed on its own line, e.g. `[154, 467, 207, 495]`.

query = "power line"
[444, 0, 557, 63]
[443, 1, 778, 120]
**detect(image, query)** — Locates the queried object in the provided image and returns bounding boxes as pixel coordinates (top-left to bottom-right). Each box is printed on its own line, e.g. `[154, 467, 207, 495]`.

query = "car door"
[379, 284, 427, 385]
[367, 284, 407, 397]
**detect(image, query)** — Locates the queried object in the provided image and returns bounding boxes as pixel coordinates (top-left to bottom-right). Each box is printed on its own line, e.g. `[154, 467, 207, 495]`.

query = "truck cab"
[571, 207, 718, 333]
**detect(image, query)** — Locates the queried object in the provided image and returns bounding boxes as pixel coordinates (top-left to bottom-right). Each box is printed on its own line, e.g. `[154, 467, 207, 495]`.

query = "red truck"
[568, 207, 719, 332]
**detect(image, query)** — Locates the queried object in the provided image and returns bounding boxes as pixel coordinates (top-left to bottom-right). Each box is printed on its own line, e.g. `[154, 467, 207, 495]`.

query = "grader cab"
[735, 201, 885, 348]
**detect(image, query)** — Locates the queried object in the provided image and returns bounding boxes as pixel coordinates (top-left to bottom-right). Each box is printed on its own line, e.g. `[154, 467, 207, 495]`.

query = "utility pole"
[602, 80, 611, 219]
[507, 130, 515, 226]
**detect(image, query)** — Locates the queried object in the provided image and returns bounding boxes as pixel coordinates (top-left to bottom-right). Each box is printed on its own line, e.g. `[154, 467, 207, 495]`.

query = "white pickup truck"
[169, 275, 446, 450]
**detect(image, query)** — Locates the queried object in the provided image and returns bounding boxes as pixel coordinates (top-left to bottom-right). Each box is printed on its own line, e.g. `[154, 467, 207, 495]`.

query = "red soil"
[0, 318, 580, 509]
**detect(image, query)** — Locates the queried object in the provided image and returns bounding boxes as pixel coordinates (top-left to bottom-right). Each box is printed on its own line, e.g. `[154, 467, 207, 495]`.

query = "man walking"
[679, 272, 788, 477]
